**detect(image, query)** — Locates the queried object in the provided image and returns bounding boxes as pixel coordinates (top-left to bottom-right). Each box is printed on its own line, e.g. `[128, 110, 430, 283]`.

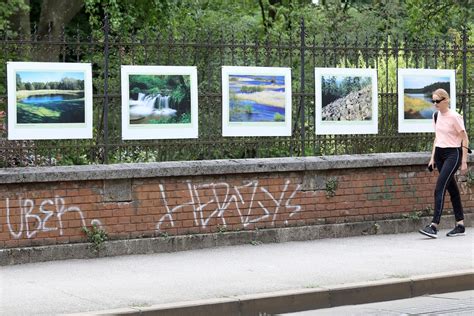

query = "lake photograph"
[402, 75, 450, 119]
[15, 71, 85, 124]
[128, 74, 191, 125]
[228, 74, 286, 122]
[16, 71, 85, 124]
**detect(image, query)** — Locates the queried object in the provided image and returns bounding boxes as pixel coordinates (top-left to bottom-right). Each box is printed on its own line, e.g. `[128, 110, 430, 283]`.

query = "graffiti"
[2, 196, 102, 239]
[156, 179, 302, 232]
[367, 177, 397, 201]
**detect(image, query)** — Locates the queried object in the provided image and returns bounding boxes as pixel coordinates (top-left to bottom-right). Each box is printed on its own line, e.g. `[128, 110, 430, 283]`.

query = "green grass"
[274, 113, 284, 121]
[404, 95, 431, 112]
[17, 102, 61, 120]
[16, 99, 85, 124]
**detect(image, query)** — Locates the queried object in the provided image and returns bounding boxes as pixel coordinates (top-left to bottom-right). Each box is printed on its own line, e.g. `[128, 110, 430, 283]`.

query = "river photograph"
[228, 74, 286, 123]
[402, 75, 450, 119]
[15, 71, 85, 124]
[128, 74, 191, 125]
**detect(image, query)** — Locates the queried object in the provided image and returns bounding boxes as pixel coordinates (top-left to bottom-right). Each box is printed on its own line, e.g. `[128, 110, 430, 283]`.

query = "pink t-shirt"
[434, 109, 466, 148]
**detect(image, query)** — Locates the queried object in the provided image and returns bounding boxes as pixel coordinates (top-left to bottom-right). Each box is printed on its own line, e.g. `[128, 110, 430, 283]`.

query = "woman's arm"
[429, 137, 436, 168]
[460, 130, 469, 173]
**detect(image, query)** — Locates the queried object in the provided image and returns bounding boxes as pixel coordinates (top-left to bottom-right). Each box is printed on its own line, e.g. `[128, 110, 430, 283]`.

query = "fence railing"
[0, 17, 472, 167]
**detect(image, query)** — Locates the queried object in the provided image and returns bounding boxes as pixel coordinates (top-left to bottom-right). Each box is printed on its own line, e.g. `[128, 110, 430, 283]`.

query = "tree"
[405, 0, 472, 41]
[5, 0, 84, 60]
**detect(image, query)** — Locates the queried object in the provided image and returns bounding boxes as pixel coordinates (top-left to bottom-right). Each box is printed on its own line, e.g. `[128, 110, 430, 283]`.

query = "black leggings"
[432, 147, 464, 224]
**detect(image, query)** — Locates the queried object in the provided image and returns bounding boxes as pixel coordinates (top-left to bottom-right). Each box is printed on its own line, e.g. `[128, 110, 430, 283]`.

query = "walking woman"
[419, 88, 470, 238]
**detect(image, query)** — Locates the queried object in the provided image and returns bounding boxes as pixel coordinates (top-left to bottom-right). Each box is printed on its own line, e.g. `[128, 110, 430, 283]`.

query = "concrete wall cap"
[0, 152, 470, 184]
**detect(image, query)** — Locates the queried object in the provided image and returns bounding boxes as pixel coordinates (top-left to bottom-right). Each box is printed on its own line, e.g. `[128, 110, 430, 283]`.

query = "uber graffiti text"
[1, 196, 102, 239]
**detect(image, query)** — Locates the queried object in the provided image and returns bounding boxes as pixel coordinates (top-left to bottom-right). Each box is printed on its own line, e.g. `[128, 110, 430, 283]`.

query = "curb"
[67, 270, 474, 316]
[2, 214, 472, 266]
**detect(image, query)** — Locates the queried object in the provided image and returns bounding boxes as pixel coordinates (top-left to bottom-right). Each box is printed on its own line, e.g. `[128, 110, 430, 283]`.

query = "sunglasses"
[432, 98, 445, 104]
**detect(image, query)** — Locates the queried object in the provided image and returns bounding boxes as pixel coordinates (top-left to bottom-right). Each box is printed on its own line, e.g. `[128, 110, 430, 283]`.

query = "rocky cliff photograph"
[315, 68, 378, 135]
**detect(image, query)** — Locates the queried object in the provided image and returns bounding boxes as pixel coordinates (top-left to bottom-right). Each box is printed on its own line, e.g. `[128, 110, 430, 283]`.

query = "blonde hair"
[433, 88, 449, 101]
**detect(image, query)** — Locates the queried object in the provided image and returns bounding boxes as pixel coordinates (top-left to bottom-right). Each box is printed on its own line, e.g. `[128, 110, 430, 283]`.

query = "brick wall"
[0, 153, 473, 249]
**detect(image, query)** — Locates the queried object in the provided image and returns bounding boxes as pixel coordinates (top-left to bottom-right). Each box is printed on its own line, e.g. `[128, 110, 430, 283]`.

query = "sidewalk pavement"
[0, 228, 473, 316]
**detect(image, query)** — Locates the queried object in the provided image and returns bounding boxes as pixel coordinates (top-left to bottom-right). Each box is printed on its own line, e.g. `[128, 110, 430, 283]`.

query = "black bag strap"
[434, 111, 438, 123]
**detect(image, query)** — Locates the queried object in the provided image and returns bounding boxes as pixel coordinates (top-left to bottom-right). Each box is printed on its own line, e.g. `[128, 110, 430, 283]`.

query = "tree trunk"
[9, 0, 31, 40]
[258, 0, 268, 33]
[268, 0, 282, 23]
[34, 0, 84, 61]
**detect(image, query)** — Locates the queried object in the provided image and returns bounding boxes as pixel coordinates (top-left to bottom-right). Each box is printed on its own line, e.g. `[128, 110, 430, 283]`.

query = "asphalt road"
[281, 290, 474, 315]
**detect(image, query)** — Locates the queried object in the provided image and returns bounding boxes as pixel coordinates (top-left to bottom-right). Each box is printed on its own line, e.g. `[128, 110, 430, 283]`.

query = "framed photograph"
[315, 67, 378, 135]
[121, 65, 198, 140]
[222, 66, 292, 137]
[7, 62, 93, 140]
[398, 69, 455, 133]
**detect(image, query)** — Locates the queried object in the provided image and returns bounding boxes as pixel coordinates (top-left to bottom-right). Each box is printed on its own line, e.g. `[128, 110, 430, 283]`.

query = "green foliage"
[402, 210, 422, 220]
[82, 224, 108, 252]
[216, 224, 227, 234]
[322, 75, 371, 105]
[466, 170, 474, 187]
[250, 240, 262, 246]
[230, 104, 253, 116]
[325, 177, 338, 198]
[403, 206, 433, 219]
[274, 113, 284, 121]
[0, 0, 29, 32]
[240, 86, 264, 93]
[60, 154, 89, 166]
[405, 0, 472, 41]
[17, 77, 84, 91]
[179, 112, 191, 123]
[0, 1, 472, 166]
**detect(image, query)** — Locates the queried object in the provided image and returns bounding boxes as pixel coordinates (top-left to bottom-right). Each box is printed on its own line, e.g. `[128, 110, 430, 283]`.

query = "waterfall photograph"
[128, 74, 191, 125]
[397, 69, 455, 133]
[121, 66, 198, 140]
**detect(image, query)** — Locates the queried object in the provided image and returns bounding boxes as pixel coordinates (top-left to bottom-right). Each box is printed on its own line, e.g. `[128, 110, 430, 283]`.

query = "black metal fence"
[0, 17, 472, 167]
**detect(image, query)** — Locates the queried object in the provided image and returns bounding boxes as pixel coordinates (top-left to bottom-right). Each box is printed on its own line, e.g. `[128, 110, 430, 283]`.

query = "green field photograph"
[15, 71, 85, 124]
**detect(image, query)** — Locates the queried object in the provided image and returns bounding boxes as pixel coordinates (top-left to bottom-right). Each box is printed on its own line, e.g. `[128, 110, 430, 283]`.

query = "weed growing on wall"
[82, 224, 108, 252]
[466, 170, 474, 187]
[325, 177, 339, 198]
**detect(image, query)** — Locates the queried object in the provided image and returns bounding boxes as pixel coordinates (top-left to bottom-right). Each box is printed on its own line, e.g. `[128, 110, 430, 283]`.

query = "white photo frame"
[7, 62, 93, 140]
[222, 66, 292, 137]
[315, 67, 378, 135]
[121, 65, 198, 140]
[398, 68, 455, 133]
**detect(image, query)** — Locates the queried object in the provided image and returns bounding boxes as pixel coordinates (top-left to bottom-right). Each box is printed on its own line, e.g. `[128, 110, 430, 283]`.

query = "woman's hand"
[460, 161, 468, 175]
[428, 158, 435, 171]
